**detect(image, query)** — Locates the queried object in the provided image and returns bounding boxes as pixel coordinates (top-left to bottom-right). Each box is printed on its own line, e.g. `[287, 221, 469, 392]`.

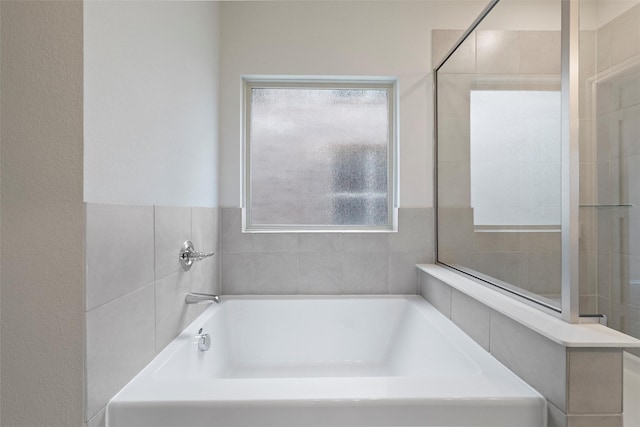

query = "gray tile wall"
[220, 207, 434, 295]
[84, 203, 220, 425]
[419, 270, 625, 427]
[84, 205, 432, 426]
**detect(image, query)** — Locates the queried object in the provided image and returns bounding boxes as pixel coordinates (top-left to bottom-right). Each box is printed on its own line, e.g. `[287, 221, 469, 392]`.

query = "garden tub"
[107, 295, 546, 427]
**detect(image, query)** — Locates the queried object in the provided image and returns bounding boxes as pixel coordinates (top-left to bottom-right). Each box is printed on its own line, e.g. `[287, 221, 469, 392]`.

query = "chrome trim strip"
[561, 0, 580, 323]
[439, 262, 562, 316]
[433, 70, 439, 263]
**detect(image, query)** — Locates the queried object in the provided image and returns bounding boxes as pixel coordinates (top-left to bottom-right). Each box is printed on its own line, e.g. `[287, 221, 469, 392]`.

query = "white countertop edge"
[417, 263, 640, 348]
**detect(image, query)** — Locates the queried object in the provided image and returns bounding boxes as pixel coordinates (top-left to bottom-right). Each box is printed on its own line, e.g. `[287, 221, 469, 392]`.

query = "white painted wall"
[0, 1, 84, 425]
[219, 0, 489, 208]
[84, 1, 220, 207]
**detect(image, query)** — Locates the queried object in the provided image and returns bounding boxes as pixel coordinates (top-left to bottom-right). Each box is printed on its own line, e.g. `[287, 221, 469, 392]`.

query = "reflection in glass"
[434, 0, 563, 309]
[470, 90, 561, 229]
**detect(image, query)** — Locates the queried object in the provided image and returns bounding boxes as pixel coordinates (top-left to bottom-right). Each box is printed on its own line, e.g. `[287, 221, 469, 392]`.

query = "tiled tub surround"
[419, 264, 640, 427]
[84, 203, 221, 427]
[220, 207, 434, 295]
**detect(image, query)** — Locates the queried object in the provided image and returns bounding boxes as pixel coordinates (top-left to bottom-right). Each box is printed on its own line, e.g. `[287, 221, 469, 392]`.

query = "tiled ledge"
[417, 264, 640, 348]
[418, 264, 637, 427]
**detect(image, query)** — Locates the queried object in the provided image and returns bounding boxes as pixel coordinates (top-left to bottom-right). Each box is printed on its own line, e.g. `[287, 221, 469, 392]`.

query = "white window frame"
[241, 76, 399, 232]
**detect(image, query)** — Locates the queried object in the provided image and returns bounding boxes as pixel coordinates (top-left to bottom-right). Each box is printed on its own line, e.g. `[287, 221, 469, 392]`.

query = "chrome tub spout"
[185, 292, 220, 305]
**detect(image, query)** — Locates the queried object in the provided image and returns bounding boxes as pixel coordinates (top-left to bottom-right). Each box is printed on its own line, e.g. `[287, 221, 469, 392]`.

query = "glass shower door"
[434, 0, 564, 313]
[579, 0, 640, 341]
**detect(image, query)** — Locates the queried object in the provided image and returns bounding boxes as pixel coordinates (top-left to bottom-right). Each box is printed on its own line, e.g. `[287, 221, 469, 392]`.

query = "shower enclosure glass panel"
[578, 0, 640, 342]
[435, 0, 564, 311]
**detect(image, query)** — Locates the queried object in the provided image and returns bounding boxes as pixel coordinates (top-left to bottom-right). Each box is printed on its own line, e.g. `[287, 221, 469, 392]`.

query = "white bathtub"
[107, 296, 546, 427]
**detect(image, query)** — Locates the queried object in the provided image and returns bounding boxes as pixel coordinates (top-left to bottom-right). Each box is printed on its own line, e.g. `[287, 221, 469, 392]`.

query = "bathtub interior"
[155, 297, 481, 380]
[109, 296, 546, 427]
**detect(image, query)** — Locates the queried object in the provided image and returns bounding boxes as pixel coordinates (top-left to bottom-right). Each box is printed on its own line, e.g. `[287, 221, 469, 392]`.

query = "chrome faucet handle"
[179, 240, 215, 271]
[194, 328, 211, 352]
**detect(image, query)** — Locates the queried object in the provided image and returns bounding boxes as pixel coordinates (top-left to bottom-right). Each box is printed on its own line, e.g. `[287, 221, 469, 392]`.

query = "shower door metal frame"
[560, 0, 580, 323]
[433, 0, 581, 323]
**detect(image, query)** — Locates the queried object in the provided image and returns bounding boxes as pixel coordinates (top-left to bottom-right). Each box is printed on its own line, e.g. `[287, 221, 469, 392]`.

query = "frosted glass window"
[470, 90, 561, 229]
[244, 80, 396, 230]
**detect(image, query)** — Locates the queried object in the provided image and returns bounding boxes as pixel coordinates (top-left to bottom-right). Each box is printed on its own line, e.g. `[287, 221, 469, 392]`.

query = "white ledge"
[417, 264, 640, 348]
